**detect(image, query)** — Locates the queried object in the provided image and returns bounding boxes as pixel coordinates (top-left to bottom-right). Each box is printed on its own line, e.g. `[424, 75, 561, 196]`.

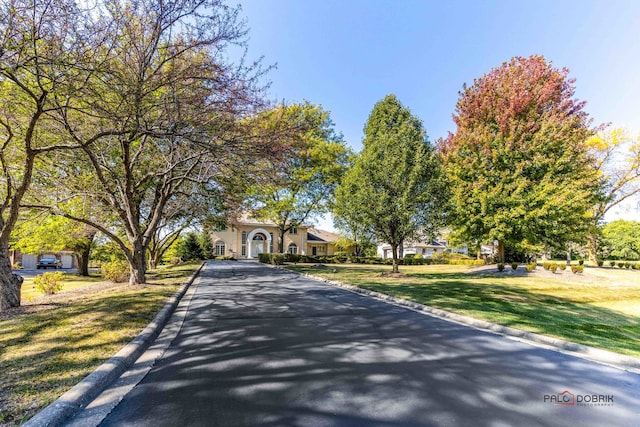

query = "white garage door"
[61, 254, 73, 269]
[22, 254, 36, 269]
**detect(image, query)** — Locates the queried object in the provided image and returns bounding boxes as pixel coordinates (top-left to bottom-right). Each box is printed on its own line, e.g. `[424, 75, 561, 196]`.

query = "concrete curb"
[24, 262, 207, 427]
[280, 266, 640, 375]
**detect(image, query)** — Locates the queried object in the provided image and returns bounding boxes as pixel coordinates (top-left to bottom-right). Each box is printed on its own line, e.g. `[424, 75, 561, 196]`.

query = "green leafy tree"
[440, 56, 602, 262]
[602, 220, 640, 260]
[11, 213, 96, 276]
[0, 0, 96, 309]
[199, 232, 214, 259]
[176, 232, 203, 262]
[335, 94, 447, 273]
[248, 102, 351, 252]
[585, 128, 640, 262]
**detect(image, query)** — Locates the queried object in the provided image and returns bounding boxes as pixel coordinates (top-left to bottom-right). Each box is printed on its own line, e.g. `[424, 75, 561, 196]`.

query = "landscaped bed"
[286, 263, 640, 358]
[0, 262, 201, 426]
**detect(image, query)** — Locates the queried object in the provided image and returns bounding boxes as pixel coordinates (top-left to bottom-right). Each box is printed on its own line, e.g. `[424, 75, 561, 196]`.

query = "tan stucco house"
[209, 216, 339, 259]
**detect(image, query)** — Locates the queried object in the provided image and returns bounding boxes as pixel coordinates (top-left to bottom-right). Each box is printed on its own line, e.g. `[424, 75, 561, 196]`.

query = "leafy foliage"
[602, 220, 640, 260]
[33, 272, 64, 295]
[441, 56, 602, 260]
[248, 102, 351, 252]
[176, 233, 204, 262]
[101, 260, 130, 283]
[334, 94, 447, 273]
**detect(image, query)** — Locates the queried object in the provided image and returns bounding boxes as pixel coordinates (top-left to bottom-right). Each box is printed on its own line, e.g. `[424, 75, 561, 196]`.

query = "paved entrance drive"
[98, 262, 639, 426]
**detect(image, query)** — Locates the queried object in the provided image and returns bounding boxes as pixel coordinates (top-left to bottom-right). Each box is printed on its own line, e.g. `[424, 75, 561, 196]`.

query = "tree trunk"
[587, 234, 598, 264]
[129, 243, 147, 285]
[148, 249, 161, 270]
[391, 243, 399, 274]
[476, 246, 482, 260]
[566, 250, 571, 266]
[0, 240, 23, 311]
[278, 228, 285, 253]
[496, 241, 505, 264]
[398, 242, 404, 259]
[74, 235, 94, 276]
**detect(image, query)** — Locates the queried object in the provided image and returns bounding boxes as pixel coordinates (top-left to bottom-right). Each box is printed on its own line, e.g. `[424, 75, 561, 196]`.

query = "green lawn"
[286, 263, 640, 358]
[0, 262, 201, 426]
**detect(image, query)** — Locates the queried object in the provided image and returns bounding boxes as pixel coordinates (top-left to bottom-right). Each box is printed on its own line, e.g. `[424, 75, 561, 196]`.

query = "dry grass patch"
[0, 262, 201, 426]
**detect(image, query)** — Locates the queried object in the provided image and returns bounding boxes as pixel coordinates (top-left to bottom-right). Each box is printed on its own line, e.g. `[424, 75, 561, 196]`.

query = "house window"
[288, 243, 298, 254]
[269, 232, 273, 253]
[319, 246, 325, 253]
[241, 231, 247, 257]
[290, 227, 298, 235]
[215, 241, 226, 256]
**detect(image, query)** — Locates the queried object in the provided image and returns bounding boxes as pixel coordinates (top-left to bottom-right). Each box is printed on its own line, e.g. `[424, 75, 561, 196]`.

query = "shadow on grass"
[286, 264, 640, 357]
[0, 286, 179, 426]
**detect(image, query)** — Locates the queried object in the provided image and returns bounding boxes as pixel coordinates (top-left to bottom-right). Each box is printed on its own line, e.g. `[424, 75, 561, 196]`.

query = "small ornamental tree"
[440, 56, 602, 262]
[335, 94, 447, 273]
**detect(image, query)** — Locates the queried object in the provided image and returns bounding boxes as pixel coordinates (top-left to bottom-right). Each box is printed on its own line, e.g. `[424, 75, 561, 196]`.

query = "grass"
[0, 262, 201, 426]
[286, 263, 640, 358]
[21, 273, 105, 302]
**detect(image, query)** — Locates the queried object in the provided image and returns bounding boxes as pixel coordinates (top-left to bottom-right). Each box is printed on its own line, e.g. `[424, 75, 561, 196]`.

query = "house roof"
[229, 212, 311, 228]
[307, 228, 339, 243]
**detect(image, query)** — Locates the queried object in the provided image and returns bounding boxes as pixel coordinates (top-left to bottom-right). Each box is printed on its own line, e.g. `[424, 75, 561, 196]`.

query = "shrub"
[596, 260, 604, 267]
[558, 263, 566, 271]
[497, 263, 505, 272]
[543, 261, 551, 270]
[169, 257, 182, 265]
[34, 272, 64, 295]
[578, 259, 584, 266]
[609, 261, 616, 267]
[101, 260, 130, 283]
[271, 254, 285, 265]
[549, 262, 558, 273]
[448, 259, 485, 266]
[511, 262, 518, 271]
[258, 253, 270, 264]
[525, 262, 536, 272]
[624, 262, 631, 269]
[571, 265, 584, 274]
[284, 253, 301, 263]
[617, 262, 625, 268]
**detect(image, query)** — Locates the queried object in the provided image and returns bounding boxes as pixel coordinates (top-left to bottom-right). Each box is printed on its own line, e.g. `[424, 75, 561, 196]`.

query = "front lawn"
[286, 263, 640, 358]
[0, 262, 202, 426]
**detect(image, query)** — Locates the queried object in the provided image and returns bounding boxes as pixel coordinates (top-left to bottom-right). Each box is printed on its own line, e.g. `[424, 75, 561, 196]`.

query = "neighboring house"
[10, 249, 77, 269]
[377, 240, 448, 259]
[209, 216, 338, 259]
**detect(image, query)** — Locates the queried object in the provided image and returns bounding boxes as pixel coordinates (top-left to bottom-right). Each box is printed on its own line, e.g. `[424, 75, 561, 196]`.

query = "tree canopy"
[334, 94, 446, 273]
[440, 55, 602, 261]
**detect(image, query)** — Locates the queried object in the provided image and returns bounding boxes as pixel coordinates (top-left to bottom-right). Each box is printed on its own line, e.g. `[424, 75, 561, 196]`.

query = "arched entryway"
[246, 228, 273, 259]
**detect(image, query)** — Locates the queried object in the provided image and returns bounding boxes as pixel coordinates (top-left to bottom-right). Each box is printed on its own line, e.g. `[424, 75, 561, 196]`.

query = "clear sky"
[233, 0, 640, 228]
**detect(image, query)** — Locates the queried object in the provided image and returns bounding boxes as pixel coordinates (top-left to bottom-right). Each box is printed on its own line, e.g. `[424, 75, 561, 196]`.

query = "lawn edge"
[283, 265, 640, 375]
[23, 261, 207, 427]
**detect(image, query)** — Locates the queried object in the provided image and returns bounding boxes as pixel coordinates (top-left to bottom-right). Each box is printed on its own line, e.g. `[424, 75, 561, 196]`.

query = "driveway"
[86, 261, 639, 426]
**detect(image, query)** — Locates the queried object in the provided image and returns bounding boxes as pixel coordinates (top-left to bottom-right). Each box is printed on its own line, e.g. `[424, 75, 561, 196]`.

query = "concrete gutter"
[282, 266, 640, 375]
[24, 262, 207, 427]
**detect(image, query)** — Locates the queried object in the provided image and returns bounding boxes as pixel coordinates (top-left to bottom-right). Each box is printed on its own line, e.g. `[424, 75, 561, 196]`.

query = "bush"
[618, 262, 625, 268]
[258, 253, 270, 263]
[624, 262, 632, 269]
[596, 259, 604, 267]
[271, 254, 285, 265]
[511, 262, 518, 271]
[284, 253, 301, 263]
[558, 263, 566, 271]
[448, 259, 485, 266]
[543, 261, 551, 270]
[549, 262, 558, 273]
[34, 271, 64, 295]
[578, 259, 584, 266]
[497, 263, 505, 272]
[525, 262, 536, 272]
[609, 261, 616, 267]
[101, 260, 130, 283]
[571, 265, 584, 274]
[169, 257, 182, 265]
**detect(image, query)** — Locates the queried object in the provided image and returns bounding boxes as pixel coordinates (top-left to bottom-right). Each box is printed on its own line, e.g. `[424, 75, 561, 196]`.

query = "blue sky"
[233, 0, 640, 228]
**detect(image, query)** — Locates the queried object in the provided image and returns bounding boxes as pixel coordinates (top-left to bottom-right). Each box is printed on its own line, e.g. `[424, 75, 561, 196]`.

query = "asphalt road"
[95, 261, 639, 426]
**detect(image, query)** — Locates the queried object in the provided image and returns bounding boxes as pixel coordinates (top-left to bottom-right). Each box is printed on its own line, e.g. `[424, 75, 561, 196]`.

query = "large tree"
[585, 128, 640, 262]
[440, 56, 602, 262]
[601, 220, 640, 261]
[0, 0, 99, 309]
[335, 94, 446, 273]
[48, 0, 280, 285]
[247, 102, 351, 253]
